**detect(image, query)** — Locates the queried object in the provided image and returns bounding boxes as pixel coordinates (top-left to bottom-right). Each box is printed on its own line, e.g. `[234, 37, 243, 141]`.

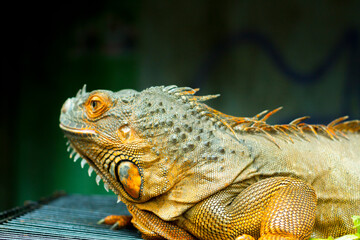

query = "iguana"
[59, 85, 360, 240]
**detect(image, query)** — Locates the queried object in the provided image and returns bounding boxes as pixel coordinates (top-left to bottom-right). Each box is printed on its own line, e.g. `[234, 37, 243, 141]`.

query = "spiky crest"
[165, 86, 360, 147]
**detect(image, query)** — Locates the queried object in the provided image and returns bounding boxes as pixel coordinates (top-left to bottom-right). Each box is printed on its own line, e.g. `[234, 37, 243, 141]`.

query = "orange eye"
[90, 98, 102, 112]
[86, 94, 110, 118]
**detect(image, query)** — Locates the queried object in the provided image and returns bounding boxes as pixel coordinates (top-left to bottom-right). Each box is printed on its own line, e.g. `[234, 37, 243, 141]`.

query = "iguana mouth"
[59, 123, 97, 135]
[60, 123, 122, 197]
[60, 123, 143, 202]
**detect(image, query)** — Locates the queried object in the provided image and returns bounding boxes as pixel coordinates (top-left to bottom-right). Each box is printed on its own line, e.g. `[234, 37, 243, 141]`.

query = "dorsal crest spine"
[164, 86, 360, 147]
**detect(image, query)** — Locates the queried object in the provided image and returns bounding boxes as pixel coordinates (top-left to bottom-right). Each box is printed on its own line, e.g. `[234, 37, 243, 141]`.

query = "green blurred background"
[1, 1, 359, 211]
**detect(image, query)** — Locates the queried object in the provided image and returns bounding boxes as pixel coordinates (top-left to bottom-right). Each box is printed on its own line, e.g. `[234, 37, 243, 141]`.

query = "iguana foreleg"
[99, 202, 196, 239]
[180, 177, 317, 240]
[258, 178, 316, 240]
[127, 204, 196, 240]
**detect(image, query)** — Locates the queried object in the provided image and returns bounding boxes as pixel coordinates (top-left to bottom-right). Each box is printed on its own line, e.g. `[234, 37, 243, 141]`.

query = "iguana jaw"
[60, 123, 124, 197]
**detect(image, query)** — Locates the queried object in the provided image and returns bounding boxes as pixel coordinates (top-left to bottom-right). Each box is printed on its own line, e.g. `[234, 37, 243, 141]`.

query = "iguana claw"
[97, 218, 105, 225]
[110, 222, 120, 230]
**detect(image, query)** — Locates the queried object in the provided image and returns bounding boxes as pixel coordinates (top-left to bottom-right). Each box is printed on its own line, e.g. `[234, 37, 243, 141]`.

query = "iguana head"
[60, 85, 151, 202]
[60, 85, 252, 219]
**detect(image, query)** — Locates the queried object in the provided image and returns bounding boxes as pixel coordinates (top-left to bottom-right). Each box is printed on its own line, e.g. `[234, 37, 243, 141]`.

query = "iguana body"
[59, 85, 360, 240]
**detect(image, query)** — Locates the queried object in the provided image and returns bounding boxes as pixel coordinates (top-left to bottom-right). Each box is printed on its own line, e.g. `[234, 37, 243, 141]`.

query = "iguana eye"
[86, 93, 110, 118]
[90, 99, 100, 111]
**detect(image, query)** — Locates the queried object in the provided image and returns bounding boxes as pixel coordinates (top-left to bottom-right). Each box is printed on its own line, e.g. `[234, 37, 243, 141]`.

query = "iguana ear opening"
[118, 125, 140, 144]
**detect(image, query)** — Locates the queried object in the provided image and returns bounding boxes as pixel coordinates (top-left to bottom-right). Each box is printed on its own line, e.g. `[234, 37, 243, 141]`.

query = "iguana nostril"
[61, 98, 72, 114]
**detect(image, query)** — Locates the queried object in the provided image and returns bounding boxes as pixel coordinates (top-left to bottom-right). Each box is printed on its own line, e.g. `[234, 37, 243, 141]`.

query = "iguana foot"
[98, 215, 132, 229]
[235, 234, 256, 240]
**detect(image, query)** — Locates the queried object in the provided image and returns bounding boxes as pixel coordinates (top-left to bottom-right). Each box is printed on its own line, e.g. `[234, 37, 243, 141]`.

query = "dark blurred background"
[1, 1, 359, 211]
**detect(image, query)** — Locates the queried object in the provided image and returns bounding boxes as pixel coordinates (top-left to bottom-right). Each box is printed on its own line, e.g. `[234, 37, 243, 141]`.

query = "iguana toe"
[98, 215, 132, 229]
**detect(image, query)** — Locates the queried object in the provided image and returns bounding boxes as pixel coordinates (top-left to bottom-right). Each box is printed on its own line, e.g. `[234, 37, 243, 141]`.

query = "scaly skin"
[59, 85, 360, 240]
